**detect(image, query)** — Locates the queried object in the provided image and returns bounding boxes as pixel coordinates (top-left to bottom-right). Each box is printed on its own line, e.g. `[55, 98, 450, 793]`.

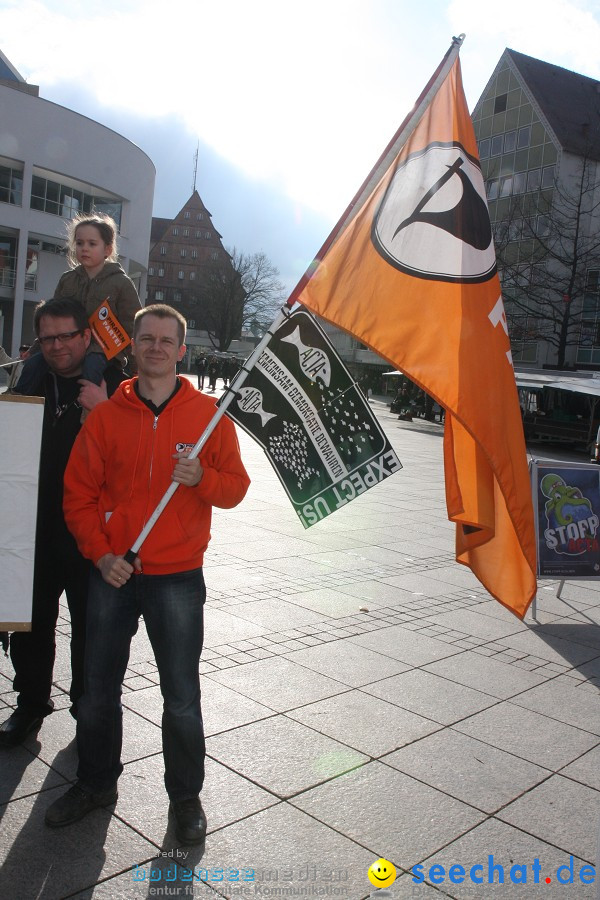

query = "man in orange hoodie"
[45, 304, 250, 845]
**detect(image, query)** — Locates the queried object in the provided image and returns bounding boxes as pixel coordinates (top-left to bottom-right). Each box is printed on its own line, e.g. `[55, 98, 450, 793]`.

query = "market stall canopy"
[515, 370, 600, 397]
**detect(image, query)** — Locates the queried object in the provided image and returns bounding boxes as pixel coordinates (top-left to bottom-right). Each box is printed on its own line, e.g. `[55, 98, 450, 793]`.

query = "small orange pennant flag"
[88, 299, 131, 360]
[296, 37, 537, 617]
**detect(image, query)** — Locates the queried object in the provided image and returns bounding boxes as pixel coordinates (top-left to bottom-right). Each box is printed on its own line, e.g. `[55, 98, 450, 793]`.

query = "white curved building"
[0, 50, 155, 353]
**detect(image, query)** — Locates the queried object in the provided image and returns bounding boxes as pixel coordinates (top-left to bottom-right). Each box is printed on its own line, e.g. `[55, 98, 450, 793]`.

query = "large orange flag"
[295, 36, 537, 617]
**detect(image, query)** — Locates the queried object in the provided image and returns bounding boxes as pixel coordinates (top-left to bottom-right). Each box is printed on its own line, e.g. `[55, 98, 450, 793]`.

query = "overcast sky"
[2, 0, 600, 292]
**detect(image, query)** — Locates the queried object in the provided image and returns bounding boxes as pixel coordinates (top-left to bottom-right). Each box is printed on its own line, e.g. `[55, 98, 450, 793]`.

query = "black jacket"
[30, 367, 124, 553]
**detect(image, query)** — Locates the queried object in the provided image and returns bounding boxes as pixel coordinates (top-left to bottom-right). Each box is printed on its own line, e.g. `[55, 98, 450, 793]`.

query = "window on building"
[191, 249, 198, 258]
[583, 293, 600, 315]
[149, 267, 155, 276]
[211, 251, 219, 260]
[500, 176, 513, 198]
[30, 176, 54, 214]
[190, 271, 196, 280]
[173, 290, 182, 301]
[172, 228, 179, 236]
[513, 171, 527, 194]
[536, 215, 550, 237]
[188, 319, 196, 328]
[586, 270, 600, 292]
[158, 268, 164, 277]
[512, 342, 538, 364]
[494, 93, 507, 114]
[94, 199, 122, 225]
[541, 165, 555, 189]
[183, 228, 189, 237]
[517, 125, 531, 149]
[29, 174, 122, 226]
[59, 186, 83, 218]
[504, 131, 517, 153]
[180, 249, 187, 257]
[487, 179, 499, 200]
[178, 270, 184, 279]
[579, 319, 595, 346]
[196, 213, 203, 221]
[0, 162, 23, 206]
[184, 212, 190, 219]
[493, 221, 506, 243]
[526, 168, 541, 192]
[160, 246, 166, 255]
[0, 237, 16, 288]
[506, 219, 520, 242]
[204, 231, 211, 239]
[195, 230, 202, 238]
[490, 135, 503, 157]
[155, 290, 164, 301]
[25, 246, 38, 291]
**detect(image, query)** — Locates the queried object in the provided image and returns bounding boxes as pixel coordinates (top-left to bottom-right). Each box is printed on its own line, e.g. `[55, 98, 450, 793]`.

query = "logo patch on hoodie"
[175, 442, 195, 453]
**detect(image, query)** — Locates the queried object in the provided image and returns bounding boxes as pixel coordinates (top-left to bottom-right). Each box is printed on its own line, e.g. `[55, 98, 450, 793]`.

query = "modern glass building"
[0, 50, 155, 353]
[472, 49, 600, 369]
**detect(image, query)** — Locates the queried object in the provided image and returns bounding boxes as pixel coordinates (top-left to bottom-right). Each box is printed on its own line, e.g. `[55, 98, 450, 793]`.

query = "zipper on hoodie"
[140, 412, 160, 529]
[147, 414, 159, 491]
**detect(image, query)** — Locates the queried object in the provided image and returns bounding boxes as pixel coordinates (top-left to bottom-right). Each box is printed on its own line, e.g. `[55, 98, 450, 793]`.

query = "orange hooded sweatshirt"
[63, 377, 250, 574]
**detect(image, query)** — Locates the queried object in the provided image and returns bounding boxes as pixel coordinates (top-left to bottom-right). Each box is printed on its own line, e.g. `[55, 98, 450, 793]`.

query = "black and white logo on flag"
[224, 310, 402, 528]
[372, 141, 497, 283]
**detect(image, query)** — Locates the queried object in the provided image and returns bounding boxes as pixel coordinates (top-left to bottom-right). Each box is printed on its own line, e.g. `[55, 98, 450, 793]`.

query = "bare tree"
[495, 155, 600, 368]
[197, 248, 286, 351]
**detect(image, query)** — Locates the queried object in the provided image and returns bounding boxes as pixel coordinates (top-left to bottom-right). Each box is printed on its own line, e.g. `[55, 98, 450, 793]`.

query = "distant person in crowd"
[0, 299, 124, 748]
[0, 343, 14, 387]
[222, 357, 237, 389]
[195, 354, 207, 390]
[45, 304, 250, 846]
[15, 213, 141, 394]
[0, 343, 30, 391]
[207, 357, 219, 392]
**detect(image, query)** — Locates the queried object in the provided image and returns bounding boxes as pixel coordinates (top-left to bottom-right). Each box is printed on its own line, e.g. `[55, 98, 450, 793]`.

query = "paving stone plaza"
[1, 387, 599, 899]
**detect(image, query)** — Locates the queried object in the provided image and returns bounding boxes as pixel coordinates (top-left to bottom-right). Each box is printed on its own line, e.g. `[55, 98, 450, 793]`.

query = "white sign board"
[0, 395, 44, 629]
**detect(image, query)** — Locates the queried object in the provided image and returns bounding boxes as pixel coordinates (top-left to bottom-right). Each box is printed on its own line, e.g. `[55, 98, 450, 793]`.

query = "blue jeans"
[77, 567, 206, 800]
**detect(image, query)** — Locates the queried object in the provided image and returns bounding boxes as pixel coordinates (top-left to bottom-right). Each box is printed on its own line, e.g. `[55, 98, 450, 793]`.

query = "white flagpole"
[123, 304, 292, 564]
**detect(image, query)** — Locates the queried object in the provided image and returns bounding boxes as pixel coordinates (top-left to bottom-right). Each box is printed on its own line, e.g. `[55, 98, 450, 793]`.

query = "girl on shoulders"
[16, 213, 141, 392]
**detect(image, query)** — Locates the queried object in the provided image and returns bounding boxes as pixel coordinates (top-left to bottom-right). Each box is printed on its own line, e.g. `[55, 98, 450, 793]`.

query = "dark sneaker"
[45, 783, 118, 828]
[169, 797, 207, 845]
[0, 709, 44, 747]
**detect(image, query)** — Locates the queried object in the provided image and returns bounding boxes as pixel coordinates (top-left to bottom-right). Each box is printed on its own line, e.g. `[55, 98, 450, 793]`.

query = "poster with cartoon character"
[533, 462, 600, 578]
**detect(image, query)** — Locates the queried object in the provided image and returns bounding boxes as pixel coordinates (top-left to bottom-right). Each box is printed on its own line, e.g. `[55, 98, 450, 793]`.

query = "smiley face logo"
[367, 858, 397, 888]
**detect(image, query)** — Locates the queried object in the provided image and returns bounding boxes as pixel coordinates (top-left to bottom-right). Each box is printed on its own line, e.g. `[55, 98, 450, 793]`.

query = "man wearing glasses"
[0, 298, 120, 747]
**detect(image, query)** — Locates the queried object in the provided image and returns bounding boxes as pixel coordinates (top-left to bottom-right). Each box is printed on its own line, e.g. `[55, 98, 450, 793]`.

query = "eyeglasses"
[38, 330, 83, 347]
